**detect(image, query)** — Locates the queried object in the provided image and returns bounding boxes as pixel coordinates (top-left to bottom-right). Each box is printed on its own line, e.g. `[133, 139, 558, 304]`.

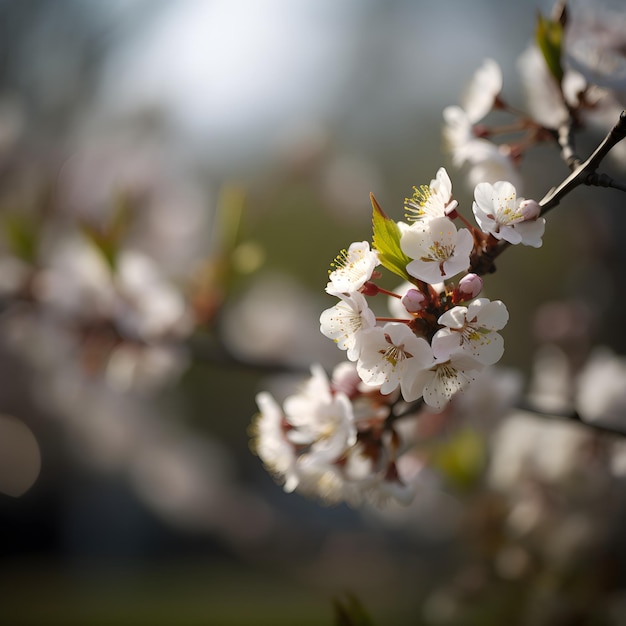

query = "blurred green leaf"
[431, 428, 486, 491]
[371, 193, 411, 281]
[333, 592, 375, 626]
[3, 214, 39, 263]
[81, 191, 134, 271]
[535, 12, 564, 85]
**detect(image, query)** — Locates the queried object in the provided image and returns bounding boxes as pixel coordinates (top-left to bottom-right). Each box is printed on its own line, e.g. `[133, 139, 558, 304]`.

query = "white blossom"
[357, 322, 433, 401]
[432, 299, 509, 365]
[443, 107, 521, 191]
[407, 353, 484, 411]
[461, 58, 503, 124]
[320, 291, 376, 361]
[517, 44, 570, 129]
[473, 181, 545, 247]
[253, 391, 299, 493]
[283, 365, 357, 462]
[326, 241, 379, 295]
[404, 167, 458, 222]
[401, 217, 473, 284]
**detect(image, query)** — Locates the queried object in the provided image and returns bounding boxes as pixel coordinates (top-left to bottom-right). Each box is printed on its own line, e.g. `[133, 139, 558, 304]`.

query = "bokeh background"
[1, 0, 626, 624]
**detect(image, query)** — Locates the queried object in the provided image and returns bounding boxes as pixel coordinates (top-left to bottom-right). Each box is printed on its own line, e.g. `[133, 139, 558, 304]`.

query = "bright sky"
[97, 0, 541, 172]
[100, 0, 361, 161]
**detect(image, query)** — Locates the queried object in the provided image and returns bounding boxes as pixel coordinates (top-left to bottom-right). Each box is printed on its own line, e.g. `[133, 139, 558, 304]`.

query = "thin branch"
[540, 110, 626, 216]
[517, 401, 626, 438]
[555, 119, 581, 171]
[479, 111, 626, 271]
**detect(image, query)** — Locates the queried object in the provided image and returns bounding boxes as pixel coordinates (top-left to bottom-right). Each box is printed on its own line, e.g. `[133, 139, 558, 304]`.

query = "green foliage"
[535, 12, 564, 85]
[3, 213, 39, 263]
[81, 191, 133, 271]
[370, 193, 411, 282]
[333, 592, 376, 626]
[431, 428, 486, 491]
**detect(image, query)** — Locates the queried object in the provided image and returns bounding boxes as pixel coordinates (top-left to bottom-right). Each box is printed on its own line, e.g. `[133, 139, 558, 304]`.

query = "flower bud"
[401, 288, 427, 313]
[458, 273, 483, 299]
[519, 199, 540, 221]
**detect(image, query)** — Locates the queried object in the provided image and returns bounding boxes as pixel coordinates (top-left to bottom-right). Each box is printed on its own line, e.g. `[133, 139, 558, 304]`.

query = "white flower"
[463, 141, 523, 191]
[357, 322, 433, 401]
[320, 291, 376, 361]
[407, 353, 484, 411]
[443, 107, 522, 191]
[253, 391, 299, 492]
[488, 411, 588, 492]
[404, 167, 458, 222]
[432, 299, 509, 365]
[473, 181, 545, 247]
[517, 44, 570, 129]
[114, 251, 190, 341]
[401, 217, 474, 284]
[283, 365, 357, 462]
[326, 241, 379, 295]
[462, 58, 503, 124]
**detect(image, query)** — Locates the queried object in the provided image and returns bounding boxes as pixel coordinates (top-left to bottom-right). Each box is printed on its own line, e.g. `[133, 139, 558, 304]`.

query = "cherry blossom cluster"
[323, 167, 543, 409]
[253, 167, 545, 505]
[444, 29, 626, 192]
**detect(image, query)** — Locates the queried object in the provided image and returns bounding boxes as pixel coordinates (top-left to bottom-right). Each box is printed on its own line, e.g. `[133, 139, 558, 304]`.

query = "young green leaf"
[536, 12, 564, 85]
[370, 193, 411, 281]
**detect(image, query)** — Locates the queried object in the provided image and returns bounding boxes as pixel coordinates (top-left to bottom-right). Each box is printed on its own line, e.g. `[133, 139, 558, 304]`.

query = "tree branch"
[540, 110, 626, 216]
[517, 401, 626, 438]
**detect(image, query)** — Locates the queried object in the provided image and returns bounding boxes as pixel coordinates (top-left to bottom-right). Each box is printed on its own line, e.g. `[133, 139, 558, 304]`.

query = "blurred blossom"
[59, 126, 212, 273]
[575, 347, 626, 428]
[34, 234, 192, 339]
[488, 411, 588, 492]
[449, 365, 523, 430]
[517, 44, 575, 129]
[34, 235, 118, 321]
[0, 413, 41, 497]
[222, 272, 336, 367]
[567, 0, 626, 98]
[105, 343, 189, 394]
[527, 344, 573, 414]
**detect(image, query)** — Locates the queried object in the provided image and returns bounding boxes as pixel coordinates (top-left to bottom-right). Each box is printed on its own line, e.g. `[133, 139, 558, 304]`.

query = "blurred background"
[1, 0, 626, 624]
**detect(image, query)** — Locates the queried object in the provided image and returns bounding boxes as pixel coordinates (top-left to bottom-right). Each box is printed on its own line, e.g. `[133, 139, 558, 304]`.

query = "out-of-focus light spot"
[232, 241, 265, 275]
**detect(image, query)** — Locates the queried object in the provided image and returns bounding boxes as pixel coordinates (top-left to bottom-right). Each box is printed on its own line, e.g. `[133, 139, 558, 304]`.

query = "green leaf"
[430, 428, 486, 491]
[370, 193, 411, 281]
[80, 191, 134, 272]
[535, 12, 564, 85]
[3, 214, 39, 263]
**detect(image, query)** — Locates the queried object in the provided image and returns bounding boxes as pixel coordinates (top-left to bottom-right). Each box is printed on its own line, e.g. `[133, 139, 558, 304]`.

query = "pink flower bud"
[401, 288, 426, 313]
[519, 199, 540, 221]
[458, 273, 483, 299]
